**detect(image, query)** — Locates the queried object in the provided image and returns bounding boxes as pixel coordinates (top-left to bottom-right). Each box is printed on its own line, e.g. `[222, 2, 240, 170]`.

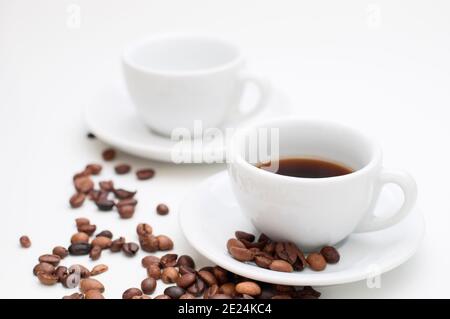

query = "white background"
[0, 0, 449, 298]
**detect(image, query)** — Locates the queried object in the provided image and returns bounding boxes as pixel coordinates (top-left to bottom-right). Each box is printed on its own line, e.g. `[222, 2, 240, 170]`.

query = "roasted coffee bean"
[90, 264, 108, 276]
[71, 232, 90, 244]
[116, 198, 138, 208]
[307, 253, 326, 271]
[258, 233, 271, 243]
[69, 243, 92, 256]
[85, 290, 105, 299]
[211, 294, 232, 299]
[89, 245, 102, 260]
[156, 235, 174, 251]
[320, 246, 340, 264]
[122, 288, 143, 299]
[87, 132, 96, 139]
[19, 235, 31, 248]
[179, 293, 195, 299]
[255, 255, 273, 269]
[227, 238, 246, 252]
[161, 267, 179, 284]
[69, 264, 91, 278]
[38, 272, 58, 285]
[110, 237, 126, 252]
[141, 277, 157, 294]
[62, 273, 81, 288]
[156, 203, 169, 215]
[235, 281, 261, 296]
[154, 294, 171, 299]
[213, 266, 229, 285]
[187, 277, 206, 296]
[197, 270, 217, 287]
[113, 188, 136, 199]
[95, 198, 115, 211]
[176, 273, 196, 289]
[164, 286, 185, 299]
[75, 217, 90, 228]
[73, 170, 89, 181]
[139, 235, 159, 252]
[235, 231, 255, 243]
[38, 254, 61, 266]
[179, 265, 196, 275]
[114, 164, 131, 175]
[293, 249, 308, 271]
[263, 242, 276, 255]
[136, 169, 155, 180]
[141, 255, 160, 268]
[294, 286, 321, 299]
[85, 163, 102, 175]
[203, 284, 219, 299]
[70, 193, 86, 208]
[269, 259, 293, 272]
[136, 223, 153, 237]
[147, 264, 162, 280]
[78, 224, 96, 236]
[74, 176, 94, 194]
[284, 242, 300, 264]
[52, 246, 69, 259]
[96, 230, 113, 239]
[122, 242, 139, 256]
[118, 205, 135, 219]
[275, 242, 289, 261]
[63, 292, 84, 299]
[240, 239, 265, 250]
[55, 266, 68, 282]
[91, 236, 112, 249]
[80, 278, 104, 293]
[160, 254, 178, 268]
[99, 180, 114, 192]
[33, 262, 55, 276]
[87, 189, 100, 201]
[229, 246, 254, 262]
[176, 255, 195, 269]
[219, 283, 236, 297]
[102, 148, 116, 161]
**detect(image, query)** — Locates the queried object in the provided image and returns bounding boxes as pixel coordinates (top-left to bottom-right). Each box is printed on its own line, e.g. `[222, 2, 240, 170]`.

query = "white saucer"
[179, 171, 425, 286]
[84, 82, 291, 163]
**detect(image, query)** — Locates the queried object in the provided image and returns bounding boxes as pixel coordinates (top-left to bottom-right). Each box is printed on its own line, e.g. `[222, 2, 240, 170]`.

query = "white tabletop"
[1, 0, 449, 298]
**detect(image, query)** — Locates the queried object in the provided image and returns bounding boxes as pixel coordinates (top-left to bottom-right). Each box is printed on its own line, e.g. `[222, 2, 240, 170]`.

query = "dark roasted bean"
[141, 277, 157, 295]
[203, 284, 219, 299]
[179, 265, 196, 275]
[219, 283, 236, 297]
[102, 148, 116, 161]
[96, 230, 113, 239]
[116, 198, 138, 207]
[95, 198, 115, 211]
[122, 242, 139, 256]
[176, 255, 195, 268]
[187, 277, 206, 296]
[176, 273, 196, 289]
[110, 237, 126, 252]
[122, 288, 143, 299]
[235, 231, 255, 242]
[156, 203, 169, 215]
[320, 246, 340, 264]
[114, 164, 131, 175]
[19, 235, 31, 248]
[136, 223, 153, 237]
[147, 264, 162, 280]
[136, 169, 155, 180]
[55, 266, 68, 282]
[213, 266, 229, 285]
[113, 188, 136, 199]
[63, 292, 84, 299]
[160, 254, 178, 268]
[68, 243, 92, 256]
[70, 193, 86, 208]
[164, 286, 185, 299]
[197, 270, 218, 287]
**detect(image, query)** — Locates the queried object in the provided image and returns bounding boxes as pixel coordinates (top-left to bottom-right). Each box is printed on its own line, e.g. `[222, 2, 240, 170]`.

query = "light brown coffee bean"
[80, 278, 105, 293]
[118, 204, 135, 219]
[156, 203, 169, 215]
[136, 223, 153, 237]
[52, 246, 68, 259]
[320, 246, 340, 264]
[179, 293, 195, 299]
[70, 193, 86, 208]
[85, 163, 102, 175]
[255, 255, 273, 269]
[197, 270, 218, 287]
[157, 235, 174, 251]
[91, 236, 112, 249]
[38, 272, 58, 285]
[122, 288, 142, 299]
[229, 246, 254, 262]
[78, 224, 96, 236]
[74, 176, 94, 194]
[89, 245, 102, 261]
[110, 237, 125, 252]
[147, 264, 162, 280]
[306, 253, 327, 271]
[161, 267, 179, 284]
[38, 254, 61, 266]
[90, 264, 108, 276]
[71, 232, 90, 244]
[154, 294, 171, 299]
[75, 217, 90, 228]
[227, 238, 246, 252]
[235, 281, 261, 296]
[102, 148, 116, 161]
[141, 256, 160, 268]
[33, 262, 55, 276]
[269, 259, 294, 272]
[19, 235, 31, 248]
[84, 290, 105, 299]
[141, 277, 157, 294]
[136, 168, 155, 180]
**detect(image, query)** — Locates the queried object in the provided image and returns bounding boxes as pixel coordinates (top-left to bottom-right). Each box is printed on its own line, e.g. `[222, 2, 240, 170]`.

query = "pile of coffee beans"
[227, 231, 340, 272]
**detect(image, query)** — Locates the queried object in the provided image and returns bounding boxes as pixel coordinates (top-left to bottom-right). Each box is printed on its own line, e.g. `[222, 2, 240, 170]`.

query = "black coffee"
[257, 157, 353, 178]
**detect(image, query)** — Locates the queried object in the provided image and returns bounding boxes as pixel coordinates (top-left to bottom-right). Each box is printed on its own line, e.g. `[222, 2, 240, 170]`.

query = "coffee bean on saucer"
[320, 246, 340, 264]
[102, 148, 116, 161]
[69, 193, 86, 208]
[235, 281, 261, 296]
[229, 246, 254, 262]
[114, 164, 131, 175]
[122, 242, 139, 256]
[19, 235, 31, 248]
[113, 188, 136, 200]
[269, 260, 293, 272]
[227, 238, 246, 252]
[69, 243, 92, 256]
[235, 231, 255, 243]
[254, 255, 273, 269]
[122, 288, 142, 299]
[306, 253, 327, 271]
[136, 169, 155, 180]
[156, 203, 169, 215]
[141, 277, 157, 295]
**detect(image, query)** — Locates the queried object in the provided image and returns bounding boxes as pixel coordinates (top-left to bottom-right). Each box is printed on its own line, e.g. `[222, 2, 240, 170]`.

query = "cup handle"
[228, 72, 271, 123]
[355, 168, 418, 232]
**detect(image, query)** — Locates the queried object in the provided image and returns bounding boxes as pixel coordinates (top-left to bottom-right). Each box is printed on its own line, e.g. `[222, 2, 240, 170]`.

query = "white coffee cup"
[122, 34, 270, 137]
[228, 117, 418, 251]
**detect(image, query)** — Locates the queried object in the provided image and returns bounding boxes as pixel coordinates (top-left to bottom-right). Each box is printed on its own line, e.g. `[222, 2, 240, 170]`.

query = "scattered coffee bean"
[91, 236, 112, 249]
[147, 264, 162, 280]
[269, 259, 293, 272]
[154, 294, 171, 299]
[141, 277, 157, 294]
[110, 237, 125, 252]
[139, 235, 159, 252]
[19, 235, 31, 248]
[160, 254, 178, 268]
[320, 246, 340, 264]
[90, 264, 108, 276]
[51, 246, 68, 260]
[114, 164, 131, 175]
[307, 253, 327, 271]
[122, 288, 142, 299]
[203, 284, 219, 299]
[37, 272, 58, 285]
[96, 230, 113, 239]
[235, 281, 261, 296]
[212, 266, 229, 285]
[38, 254, 61, 266]
[69, 264, 91, 278]
[164, 286, 185, 299]
[179, 293, 195, 299]
[197, 270, 218, 287]
[122, 242, 139, 256]
[80, 278, 105, 293]
[229, 246, 254, 262]
[113, 188, 136, 199]
[156, 235, 173, 251]
[69, 243, 92, 256]
[176, 255, 195, 269]
[99, 180, 114, 192]
[63, 292, 84, 299]
[55, 266, 68, 282]
[85, 290, 105, 299]
[71, 232, 90, 244]
[85, 163, 102, 175]
[118, 204, 135, 219]
[133, 295, 151, 299]
[95, 198, 115, 211]
[102, 148, 116, 161]
[176, 273, 196, 289]
[78, 224, 96, 236]
[187, 277, 206, 296]
[136, 168, 155, 180]
[141, 256, 160, 268]
[116, 198, 138, 208]
[70, 193, 86, 208]
[74, 176, 94, 194]
[33, 262, 55, 276]
[161, 267, 179, 284]
[227, 238, 246, 252]
[75, 217, 90, 228]
[136, 223, 153, 237]
[156, 203, 169, 215]
[89, 245, 102, 260]
[235, 231, 256, 243]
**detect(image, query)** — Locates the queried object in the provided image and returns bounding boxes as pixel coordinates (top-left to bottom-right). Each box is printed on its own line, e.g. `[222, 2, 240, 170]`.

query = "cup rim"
[229, 117, 382, 183]
[122, 33, 244, 76]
